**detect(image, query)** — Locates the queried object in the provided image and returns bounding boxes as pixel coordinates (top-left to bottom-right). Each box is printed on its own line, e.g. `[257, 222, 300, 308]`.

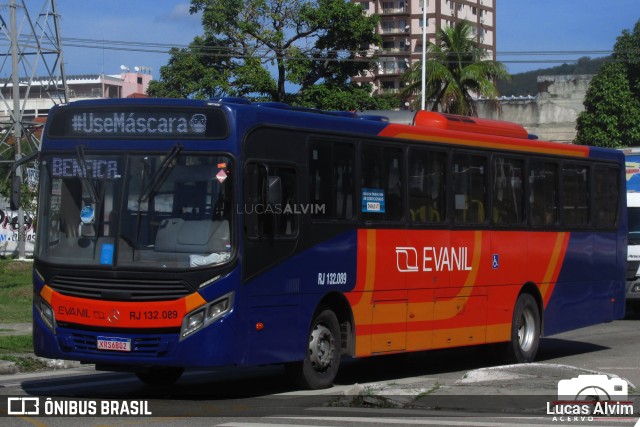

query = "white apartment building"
[0, 69, 153, 121]
[352, 0, 496, 107]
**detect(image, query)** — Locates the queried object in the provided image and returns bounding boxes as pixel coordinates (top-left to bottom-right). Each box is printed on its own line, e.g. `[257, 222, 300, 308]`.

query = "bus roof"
[359, 110, 531, 139]
[46, 98, 615, 161]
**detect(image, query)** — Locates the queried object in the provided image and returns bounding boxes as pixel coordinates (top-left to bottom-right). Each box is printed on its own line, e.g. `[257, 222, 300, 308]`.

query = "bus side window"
[244, 164, 261, 238]
[530, 160, 558, 227]
[453, 153, 487, 225]
[562, 163, 589, 227]
[593, 166, 619, 228]
[492, 156, 525, 226]
[273, 167, 298, 236]
[244, 163, 298, 238]
[361, 145, 404, 223]
[309, 142, 355, 221]
[409, 149, 446, 224]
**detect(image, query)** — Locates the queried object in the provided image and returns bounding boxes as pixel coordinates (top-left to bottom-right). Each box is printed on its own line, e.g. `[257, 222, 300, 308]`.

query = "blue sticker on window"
[100, 243, 114, 265]
[80, 205, 94, 223]
[362, 188, 385, 213]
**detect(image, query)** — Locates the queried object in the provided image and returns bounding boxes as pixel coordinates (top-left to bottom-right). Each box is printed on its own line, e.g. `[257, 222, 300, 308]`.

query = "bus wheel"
[286, 308, 341, 390]
[506, 293, 540, 363]
[135, 367, 184, 386]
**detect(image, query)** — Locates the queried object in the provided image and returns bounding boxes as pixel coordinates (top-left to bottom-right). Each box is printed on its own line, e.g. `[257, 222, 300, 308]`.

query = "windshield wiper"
[75, 145, 99, 204]
[138, 144, 183, 204]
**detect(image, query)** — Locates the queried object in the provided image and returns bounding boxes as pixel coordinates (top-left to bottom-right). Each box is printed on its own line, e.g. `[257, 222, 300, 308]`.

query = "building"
[0, 67, 153, 121]
[353, 0, 496, 108]
[478, 75, 593, 143]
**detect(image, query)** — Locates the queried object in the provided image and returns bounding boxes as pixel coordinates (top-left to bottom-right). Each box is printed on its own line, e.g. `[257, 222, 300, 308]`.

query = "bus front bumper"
[32, 308, 238, 368]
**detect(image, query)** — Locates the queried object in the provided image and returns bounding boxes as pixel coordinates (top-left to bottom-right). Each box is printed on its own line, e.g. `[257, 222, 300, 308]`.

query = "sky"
[46, 0, 640, 79]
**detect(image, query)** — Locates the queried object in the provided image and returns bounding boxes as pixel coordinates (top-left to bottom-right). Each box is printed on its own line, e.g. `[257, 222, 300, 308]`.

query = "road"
[1, 315, 639, 426]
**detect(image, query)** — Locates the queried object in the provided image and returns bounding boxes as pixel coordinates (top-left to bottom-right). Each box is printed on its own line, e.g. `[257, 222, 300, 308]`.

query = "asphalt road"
[0, 314, 639, 426]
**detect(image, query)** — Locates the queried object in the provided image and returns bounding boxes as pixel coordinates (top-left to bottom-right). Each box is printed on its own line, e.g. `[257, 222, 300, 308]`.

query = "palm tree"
[401, 20, 509, 116]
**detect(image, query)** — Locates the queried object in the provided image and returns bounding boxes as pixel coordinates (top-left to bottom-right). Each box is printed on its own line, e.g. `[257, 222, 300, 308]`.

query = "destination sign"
[47, 107, 228, 139]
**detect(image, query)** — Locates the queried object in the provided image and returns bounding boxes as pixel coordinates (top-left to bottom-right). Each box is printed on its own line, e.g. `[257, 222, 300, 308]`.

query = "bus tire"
[506, 293, 540, 364]
[286, 308, 341, 390]
[135, 367, 184, 386]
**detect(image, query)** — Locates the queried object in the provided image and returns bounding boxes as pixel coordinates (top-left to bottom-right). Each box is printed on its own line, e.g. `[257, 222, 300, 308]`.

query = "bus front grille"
[49, 275, 192, 301]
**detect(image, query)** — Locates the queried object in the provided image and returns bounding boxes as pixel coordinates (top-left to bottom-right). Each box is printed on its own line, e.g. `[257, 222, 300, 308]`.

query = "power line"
[51, 35, 630, 64]
[58, 35, 630, 57]
[0, 34, 628, 66]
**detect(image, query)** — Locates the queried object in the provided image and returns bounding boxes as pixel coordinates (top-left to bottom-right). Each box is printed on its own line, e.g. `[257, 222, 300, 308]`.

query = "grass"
[0, 335, 32, 354]
[0, 258, 33, 324]
[0, 335, 45, 372]
[0, 354, 49, 371]
[0, 259, 34, 359]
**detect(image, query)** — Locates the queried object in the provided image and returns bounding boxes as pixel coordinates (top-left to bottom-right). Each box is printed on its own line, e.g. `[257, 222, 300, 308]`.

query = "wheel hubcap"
[517, 307, 536, 352]
[308, 323, 334, 372]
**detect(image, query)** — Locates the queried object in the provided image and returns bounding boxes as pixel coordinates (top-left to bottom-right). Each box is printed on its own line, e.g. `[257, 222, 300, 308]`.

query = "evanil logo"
[547, 374, 636, 423]
[395, 246, 472, 273]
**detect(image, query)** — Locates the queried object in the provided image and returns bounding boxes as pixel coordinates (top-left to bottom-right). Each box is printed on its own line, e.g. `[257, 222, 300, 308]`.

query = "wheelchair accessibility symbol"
[492, 254, 499, 269]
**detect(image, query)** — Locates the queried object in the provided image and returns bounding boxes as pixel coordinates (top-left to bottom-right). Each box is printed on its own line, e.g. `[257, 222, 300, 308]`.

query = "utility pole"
[0, 0, 68, 259]
[10, 0, 25, 258]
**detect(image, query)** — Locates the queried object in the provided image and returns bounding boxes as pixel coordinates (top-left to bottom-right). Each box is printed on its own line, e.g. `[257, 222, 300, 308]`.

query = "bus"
[622, 147, 640, 312]
[13, 98, 626, 389]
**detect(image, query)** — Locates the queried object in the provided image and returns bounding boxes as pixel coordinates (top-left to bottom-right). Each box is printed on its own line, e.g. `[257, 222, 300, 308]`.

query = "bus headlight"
[180, 291, 234, 340]
[185, 310, 205, 334]
[208, 298, 230, 318]
[38, 297, 56, 333]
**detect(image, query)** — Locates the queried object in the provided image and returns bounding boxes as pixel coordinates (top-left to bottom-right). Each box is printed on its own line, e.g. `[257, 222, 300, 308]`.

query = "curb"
[0, 354, 81, 375]
[333, 363, 639, 413]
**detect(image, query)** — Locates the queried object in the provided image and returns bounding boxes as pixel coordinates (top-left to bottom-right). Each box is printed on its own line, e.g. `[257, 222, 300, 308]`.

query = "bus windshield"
[36, 151, 233, 269]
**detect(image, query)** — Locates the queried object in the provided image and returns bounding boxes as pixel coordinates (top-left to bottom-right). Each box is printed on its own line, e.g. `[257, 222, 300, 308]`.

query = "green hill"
[496, 56, 609, 96]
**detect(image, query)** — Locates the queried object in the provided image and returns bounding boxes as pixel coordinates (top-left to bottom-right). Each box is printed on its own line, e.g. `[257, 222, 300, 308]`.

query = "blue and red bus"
[15, 98, 626, 389]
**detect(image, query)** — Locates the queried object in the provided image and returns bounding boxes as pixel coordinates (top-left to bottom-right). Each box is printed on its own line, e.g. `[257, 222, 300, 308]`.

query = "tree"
[148, 35, 241, 99]
[612, 20, 640, 94]
[149, 0, 395, 110]
[575, 19, 640, 147]
[294, 82, 400, 110]
[401, 20, 509, 116]
[575, 62, 640, 147]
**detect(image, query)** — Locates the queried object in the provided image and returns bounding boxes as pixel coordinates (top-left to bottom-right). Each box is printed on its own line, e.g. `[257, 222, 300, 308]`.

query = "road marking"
[219, 424, 316, 427]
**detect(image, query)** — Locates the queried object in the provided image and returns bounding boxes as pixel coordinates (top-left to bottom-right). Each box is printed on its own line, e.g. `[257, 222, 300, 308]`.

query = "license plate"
[97, 336, 131, 352]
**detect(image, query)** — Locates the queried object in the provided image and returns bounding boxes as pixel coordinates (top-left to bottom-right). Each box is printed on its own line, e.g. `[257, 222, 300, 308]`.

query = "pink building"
[119, 66, 153, 98]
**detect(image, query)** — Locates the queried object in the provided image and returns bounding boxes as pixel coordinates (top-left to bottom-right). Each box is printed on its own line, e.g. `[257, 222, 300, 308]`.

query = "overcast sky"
[53, 0, 640, 77]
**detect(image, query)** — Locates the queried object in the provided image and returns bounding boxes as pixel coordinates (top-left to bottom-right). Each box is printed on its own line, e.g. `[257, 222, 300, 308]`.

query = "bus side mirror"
[10, 175, 21, 211]
[9, 150, 39, 211]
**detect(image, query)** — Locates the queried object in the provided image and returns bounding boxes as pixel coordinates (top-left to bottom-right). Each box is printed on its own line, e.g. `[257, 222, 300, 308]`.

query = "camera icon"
[558, 374, 628, 401]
